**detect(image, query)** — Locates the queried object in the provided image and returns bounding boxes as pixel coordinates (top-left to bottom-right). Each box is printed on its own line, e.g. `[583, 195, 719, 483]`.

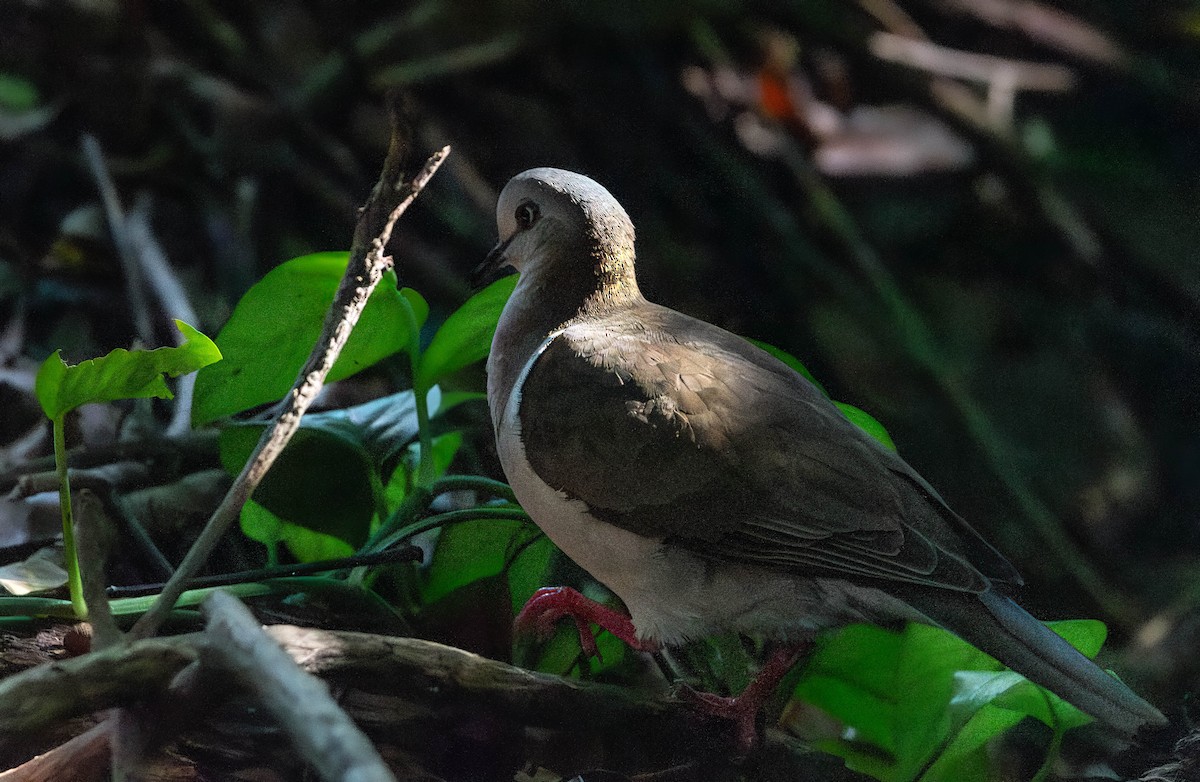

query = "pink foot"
[515, 586, 658, 660]
[678, 645, 808, 751]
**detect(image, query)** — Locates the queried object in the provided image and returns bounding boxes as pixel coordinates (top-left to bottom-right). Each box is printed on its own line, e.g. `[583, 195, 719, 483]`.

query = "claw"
[514, 586, 653, 661]
[676, 645, 809, 752]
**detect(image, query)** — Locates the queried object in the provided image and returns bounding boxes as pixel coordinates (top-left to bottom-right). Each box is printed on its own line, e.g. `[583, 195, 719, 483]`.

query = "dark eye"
[515, 202, 540, 230]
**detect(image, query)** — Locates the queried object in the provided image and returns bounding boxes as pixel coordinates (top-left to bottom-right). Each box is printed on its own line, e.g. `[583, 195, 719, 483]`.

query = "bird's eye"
[515, 202, 540, 230]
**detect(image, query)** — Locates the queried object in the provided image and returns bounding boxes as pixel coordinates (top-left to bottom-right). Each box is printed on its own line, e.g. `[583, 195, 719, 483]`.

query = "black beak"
[471, 236, 517, 290]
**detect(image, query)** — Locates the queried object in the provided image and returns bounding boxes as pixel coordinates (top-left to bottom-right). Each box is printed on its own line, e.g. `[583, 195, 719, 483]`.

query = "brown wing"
[518, 304, 1020, 593]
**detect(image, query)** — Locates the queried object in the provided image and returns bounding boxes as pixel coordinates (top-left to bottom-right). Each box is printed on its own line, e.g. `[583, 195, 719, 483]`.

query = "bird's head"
[472, 168, 637, 295]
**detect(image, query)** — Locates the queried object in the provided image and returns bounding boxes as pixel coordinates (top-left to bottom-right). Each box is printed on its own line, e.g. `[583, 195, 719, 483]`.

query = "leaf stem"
[52, 415, 87, 619]
[401, 293, 437, 488]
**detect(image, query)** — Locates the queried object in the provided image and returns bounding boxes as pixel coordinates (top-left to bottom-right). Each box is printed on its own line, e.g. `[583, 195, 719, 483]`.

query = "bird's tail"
[908, 589, 1166, 736]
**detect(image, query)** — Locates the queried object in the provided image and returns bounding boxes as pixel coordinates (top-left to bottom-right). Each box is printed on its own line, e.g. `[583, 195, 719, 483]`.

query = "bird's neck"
[487, 242, 642, 427]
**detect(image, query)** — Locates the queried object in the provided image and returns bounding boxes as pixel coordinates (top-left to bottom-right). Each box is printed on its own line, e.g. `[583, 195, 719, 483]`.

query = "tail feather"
[908, 589, 1166, 735]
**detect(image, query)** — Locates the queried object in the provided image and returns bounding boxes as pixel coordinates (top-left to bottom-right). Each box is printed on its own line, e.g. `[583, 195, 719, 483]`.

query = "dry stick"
[201, 591, 395, 782]
[74, 490, 122, 651]
[128, 142, 451, 642]
[80, 135, 155, 348]
[868, 31, 1075, 92]
[0, 638, 200, 749]
[127, 194, 203, 438]
[0, 628, 699, 754]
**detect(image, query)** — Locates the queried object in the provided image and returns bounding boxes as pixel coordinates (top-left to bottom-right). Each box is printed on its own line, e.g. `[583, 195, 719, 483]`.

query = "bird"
[474, 166, 1166, 748]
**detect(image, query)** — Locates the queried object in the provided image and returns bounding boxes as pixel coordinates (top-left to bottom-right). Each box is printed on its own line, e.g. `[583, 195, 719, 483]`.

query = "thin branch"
[127, 194, 202, 438]
[80, 135, 155, 347]
[0, 638, 200, 750]
[923, 0, 1128, 68]
[200, 591, 396, 782]
[74, 489, 122, 650]
[127, 120, 450, 640]
[869, 31, 1074, 92]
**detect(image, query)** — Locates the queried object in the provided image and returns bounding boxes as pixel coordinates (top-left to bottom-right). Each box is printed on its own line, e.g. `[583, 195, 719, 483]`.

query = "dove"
[475, 167, 1165, 747]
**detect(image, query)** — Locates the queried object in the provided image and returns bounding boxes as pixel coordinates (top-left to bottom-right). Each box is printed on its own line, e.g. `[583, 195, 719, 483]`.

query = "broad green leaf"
[193, 252, 428, 424]
[890, 624, 992, 780]
[415, 275, 516, 389]
[434, 390, 487, 415]
[36, 320, 221, 419]
[795, 675, 897, 751]
[239, 499, 354, 563]
[422, 516, 536, 606]
[302, 390, 421, 469]
[220, 425, 375, 552]
[921, 703, 1023, 782]
[795, 618, 1110, 782]
[506, 535, 556, 616]
[405, 431, 463, 481]
[1044, 618, 1107, 658]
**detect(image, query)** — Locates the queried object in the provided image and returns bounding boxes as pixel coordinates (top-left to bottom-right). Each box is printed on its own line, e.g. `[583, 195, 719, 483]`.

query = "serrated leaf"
[415, 275, 516, 389]
[36, 320, 221, 419]
[192, 252, 428, 425]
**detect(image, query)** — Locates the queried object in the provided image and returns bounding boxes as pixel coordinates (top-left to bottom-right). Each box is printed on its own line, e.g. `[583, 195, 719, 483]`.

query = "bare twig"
[924, 0, 1127, 68]
[0, 638, 199, 751]
[201, 592, 396, 782]
[127, 112, 450, 641]
[74, 490, 121, 651]
[81, 135, 155, 347]
[127, 194, 203, 437]
[869, 31, 1074, 92]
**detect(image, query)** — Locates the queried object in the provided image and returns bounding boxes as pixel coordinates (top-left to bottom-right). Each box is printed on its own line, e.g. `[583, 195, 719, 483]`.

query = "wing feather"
[518, 305, 1017, 594]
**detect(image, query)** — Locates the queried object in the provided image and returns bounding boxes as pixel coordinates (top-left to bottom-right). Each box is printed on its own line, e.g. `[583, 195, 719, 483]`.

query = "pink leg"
[677, 644, 809, 751]
[515, 587, 808, 750]
[514, 586, 659, 660]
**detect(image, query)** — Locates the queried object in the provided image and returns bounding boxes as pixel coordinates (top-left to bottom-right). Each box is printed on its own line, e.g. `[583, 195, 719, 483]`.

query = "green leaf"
[794, 618, 1110, 782]
[422, 516, 536, 606]
[219, 425, 376, 553]
[920, 704, 1024, 782]
[415, 275, 516, 389]
[836, 402, 897, 452]
[239, 499, 354, 563]
[192, 253, 428, 425]
[302, 390, 422, 469]
[36, 320, 221, 419]
[0, 73, 39, 111]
